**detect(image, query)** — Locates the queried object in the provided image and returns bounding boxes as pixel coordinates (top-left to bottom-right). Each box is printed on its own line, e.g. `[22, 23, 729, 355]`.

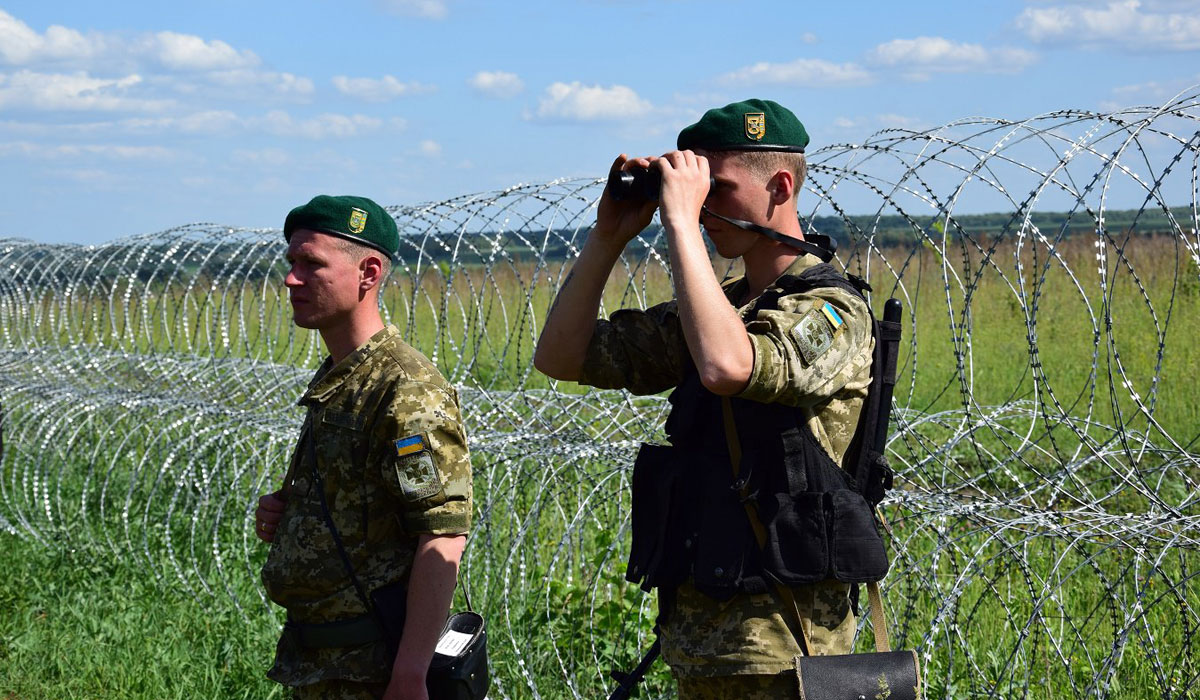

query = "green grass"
[2, 233, 1197, 698]
[0, 533, 284, 699]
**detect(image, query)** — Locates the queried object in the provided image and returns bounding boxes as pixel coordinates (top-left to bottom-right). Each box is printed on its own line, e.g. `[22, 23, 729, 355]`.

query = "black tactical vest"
[624, 264, 890, 600]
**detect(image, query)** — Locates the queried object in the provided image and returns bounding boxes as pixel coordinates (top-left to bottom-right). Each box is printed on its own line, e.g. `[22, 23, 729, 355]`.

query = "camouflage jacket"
[578, 253, 873, 678]
[262, 324, 472, 686]
[579, 253, 874, 465]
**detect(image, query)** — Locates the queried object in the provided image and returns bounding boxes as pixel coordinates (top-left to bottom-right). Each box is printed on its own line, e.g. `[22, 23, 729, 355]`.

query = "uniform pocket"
[626, 443, 690, 591]
[759, 491, 830, 585]
[828, 489, 889, 582]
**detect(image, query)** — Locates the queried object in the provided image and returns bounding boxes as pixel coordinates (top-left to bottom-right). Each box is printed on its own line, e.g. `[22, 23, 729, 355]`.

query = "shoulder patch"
[391, 433, 443, 501]
[791, 308, 836, 365]
[394, 434, 425, 457]
[820, 302, 844, 332]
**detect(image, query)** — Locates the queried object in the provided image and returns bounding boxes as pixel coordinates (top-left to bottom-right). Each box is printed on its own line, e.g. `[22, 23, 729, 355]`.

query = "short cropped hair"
[727, 151, 807, 192]
[334, 237, 392, 281]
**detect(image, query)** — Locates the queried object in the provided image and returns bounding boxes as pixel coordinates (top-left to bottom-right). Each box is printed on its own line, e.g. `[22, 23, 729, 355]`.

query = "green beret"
[677, 98, 809, 153]
[284, 194, 398, 259]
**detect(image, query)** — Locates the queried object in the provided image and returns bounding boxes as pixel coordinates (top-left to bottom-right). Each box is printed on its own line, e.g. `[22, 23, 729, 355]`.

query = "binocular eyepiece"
[606, 166, 714, 202]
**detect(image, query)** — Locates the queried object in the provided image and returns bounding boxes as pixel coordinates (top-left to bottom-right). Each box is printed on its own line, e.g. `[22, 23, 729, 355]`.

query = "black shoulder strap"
[751, 263, 868, 316]
[750, 263, 902, 504]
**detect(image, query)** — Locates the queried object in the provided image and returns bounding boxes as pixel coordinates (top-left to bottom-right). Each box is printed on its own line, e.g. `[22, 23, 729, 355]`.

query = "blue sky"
[2, 0, 1197, 244]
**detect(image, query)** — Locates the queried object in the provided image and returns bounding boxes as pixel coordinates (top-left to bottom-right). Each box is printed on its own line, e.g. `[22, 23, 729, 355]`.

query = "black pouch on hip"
[426, 611, 489, 700]
[795, 648, 921, 700]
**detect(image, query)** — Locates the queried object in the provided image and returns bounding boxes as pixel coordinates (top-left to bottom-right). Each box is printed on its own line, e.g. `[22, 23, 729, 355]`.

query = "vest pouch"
[829, 489, 890, 582]
[759, 491, 830, 585]
[691, 451, 756, 599]
[625, 443, 691, 591]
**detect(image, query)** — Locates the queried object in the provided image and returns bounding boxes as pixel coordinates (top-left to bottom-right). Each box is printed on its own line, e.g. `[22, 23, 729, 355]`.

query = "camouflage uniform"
[578, 253, 873, 694]
[262, 324, 472, 691]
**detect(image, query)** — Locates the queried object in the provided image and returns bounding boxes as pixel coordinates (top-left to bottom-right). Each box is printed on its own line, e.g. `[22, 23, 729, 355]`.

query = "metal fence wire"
[2, 88, 1199, 698]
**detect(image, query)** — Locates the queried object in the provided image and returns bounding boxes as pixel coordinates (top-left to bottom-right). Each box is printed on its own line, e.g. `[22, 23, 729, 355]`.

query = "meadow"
[2, 229, 1198, 699]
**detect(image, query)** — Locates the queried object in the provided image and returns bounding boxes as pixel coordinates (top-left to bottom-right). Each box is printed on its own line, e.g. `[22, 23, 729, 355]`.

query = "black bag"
[427, 612, 489, 700]
[370, 584, 489, 700]
[795, 649, 921, 700]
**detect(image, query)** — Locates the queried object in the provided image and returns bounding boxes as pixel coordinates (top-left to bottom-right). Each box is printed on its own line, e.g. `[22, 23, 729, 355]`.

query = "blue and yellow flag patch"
[394, 434, 425, 458]
[820, 302, 844, 331]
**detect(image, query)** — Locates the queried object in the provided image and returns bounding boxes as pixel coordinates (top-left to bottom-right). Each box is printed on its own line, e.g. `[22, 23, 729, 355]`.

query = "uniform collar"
[299, 324, 399, 406]
[722, 252, 824, 311]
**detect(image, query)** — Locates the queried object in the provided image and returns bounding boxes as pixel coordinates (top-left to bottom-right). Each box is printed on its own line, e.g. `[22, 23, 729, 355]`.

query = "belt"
[285, 614, 385, 648]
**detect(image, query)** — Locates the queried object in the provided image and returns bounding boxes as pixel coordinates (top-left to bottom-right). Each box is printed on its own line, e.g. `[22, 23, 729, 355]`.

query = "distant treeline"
[802, 204, 1194, 249]
[505, 204, 1195, 261]
[20, 206, 1191, 285]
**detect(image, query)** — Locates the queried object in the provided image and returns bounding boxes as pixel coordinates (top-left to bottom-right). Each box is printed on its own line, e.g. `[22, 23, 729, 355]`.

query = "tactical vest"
[624, 264, 891, 600]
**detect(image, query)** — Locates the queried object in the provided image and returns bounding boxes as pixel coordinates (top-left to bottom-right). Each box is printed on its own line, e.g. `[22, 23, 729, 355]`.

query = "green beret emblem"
[348, 207, 368, 234]
[745, 112, 765, 141]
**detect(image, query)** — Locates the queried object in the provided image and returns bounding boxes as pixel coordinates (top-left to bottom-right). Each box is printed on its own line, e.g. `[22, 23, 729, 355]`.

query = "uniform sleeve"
[737, 287, 874, 407]
[576, 300, 689, 395]
[376, 380, 472, 535]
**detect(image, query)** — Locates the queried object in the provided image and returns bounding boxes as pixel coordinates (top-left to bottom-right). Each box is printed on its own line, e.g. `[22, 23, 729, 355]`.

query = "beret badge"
[745, 112, 766, 141]
[348, 207, 368, 234]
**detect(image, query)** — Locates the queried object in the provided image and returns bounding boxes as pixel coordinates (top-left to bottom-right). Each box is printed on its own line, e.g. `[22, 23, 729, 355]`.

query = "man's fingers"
[620, 155, 654, 172]
[259, 510, 283, 525]
[258, 492, 287, 511]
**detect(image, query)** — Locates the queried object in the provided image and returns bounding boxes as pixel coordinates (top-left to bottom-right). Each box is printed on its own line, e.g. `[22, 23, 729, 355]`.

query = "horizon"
[2, 0, 1197, 245]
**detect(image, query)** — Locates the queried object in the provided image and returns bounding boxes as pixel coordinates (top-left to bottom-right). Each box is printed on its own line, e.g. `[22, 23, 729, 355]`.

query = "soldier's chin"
[291, 312, 321, 330]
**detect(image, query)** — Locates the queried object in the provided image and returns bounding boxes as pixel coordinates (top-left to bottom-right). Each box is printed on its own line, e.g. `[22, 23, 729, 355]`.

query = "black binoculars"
[606, 167, 714, 202]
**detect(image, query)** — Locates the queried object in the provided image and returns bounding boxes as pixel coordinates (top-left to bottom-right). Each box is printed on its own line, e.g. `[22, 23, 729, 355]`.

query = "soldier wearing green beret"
[536, 100, 875, 698]
[255, 195, 473, 700]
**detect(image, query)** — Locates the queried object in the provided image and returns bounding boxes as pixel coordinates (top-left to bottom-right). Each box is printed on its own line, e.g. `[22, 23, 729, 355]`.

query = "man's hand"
[381, 665, 428, 700]
[382, 534, 466, 700]
[254, 489, 287, 543]
[656, 149, 711, 232]
[594, 154, 659, 250]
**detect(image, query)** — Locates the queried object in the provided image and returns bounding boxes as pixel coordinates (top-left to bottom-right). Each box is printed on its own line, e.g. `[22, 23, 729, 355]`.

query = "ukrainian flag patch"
[394, 434, 425, 457]
[820, 302, 844, 331]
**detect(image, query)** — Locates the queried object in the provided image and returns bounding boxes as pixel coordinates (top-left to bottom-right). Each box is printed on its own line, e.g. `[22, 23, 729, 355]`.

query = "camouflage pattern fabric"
[580, 253, 874, 465]
[292, 678, 387, 699]
[577, 253, 872, 679]
[262, 324, 472, 686]
[660, 580, 855, 679]
[675, 670, 798, 699]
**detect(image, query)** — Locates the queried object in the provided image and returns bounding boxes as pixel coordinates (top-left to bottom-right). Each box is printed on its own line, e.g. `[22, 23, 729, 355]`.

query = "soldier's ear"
[359, 253, 385, 291]
[769, 170, 794, 205]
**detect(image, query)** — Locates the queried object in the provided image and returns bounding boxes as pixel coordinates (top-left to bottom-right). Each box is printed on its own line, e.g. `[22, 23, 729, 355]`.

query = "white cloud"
[1111, 75, 1200, 102]
[378, 0, 449, 19]
[719, 58, 872, 87]
[0, 10, 261, 71]
[1017, 0, 1200, 51]
[469, 70, 524, 99]
[0, 10, 309, 112]
[232, 148, 291, 167]
[206, 70, 315, 97]
[0, 70, 170, 111]
[867, 37, 1037, 80]
[533, 82, 651, 121]
[800, 32, 819, 44]
[0, 140, 175, 160]
[142, 31, 258, 71]
[332, 75, 434, 101]
[875, 113, 926, 129]
[0, 10, 100, 65]
[255, 110, 385, 139]
[418, 139, 442, 156]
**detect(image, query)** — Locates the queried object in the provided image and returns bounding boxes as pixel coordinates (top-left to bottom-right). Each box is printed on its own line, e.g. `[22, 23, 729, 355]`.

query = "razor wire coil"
[3, 88, 1200, 698]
